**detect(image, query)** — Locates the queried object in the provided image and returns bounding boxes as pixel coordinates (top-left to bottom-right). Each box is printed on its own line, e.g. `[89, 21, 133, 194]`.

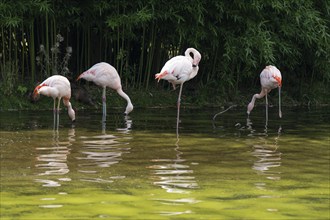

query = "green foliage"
[0, 0, 329, 109]
[16, 85, 27, 96]
[0, 61, 17, 95]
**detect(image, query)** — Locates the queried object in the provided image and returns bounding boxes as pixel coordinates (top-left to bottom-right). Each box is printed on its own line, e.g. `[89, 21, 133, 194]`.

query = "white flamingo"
[155, 48, 201, 131]
[33, 75, 75, 128]
[247, 65, 282, 119]
[77, 62, 133, 120]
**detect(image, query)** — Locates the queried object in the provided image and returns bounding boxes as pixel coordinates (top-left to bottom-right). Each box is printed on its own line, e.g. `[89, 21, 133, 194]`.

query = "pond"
[0, 106, 329, 219]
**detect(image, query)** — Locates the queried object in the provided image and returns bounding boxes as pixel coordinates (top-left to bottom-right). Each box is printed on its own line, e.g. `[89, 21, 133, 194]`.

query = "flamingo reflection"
[247, 119, 282, 187]
[76, 116, 132, 183]
[148, 137, 199, 217]
[35, 129, 75, 187]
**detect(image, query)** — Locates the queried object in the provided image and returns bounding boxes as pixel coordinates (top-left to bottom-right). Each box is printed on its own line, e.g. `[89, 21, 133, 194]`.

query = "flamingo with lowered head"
[77, 62, 133, 120]
[247, 65, 282, 119]
[33, 75, 75, 127]
[155, 48, 201, 130]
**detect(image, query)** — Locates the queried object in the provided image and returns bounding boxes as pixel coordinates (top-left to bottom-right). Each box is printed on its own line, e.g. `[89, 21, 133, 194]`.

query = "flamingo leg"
[278, 87, 282, 118]
[102, 87, 107, 122]
[176, 83, 184, 138]
[172, 83, 176, 90]
[265, 93, 268, 124]
[57, 97, 61, 130]
[53, 98, 56, 130]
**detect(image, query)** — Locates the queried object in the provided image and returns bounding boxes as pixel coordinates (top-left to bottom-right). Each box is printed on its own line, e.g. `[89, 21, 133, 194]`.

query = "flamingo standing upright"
[155, 48, 202, 131]
[33, 75, 75, 128]
[247, 65, 282, 119]
[77, 62, 133, 121]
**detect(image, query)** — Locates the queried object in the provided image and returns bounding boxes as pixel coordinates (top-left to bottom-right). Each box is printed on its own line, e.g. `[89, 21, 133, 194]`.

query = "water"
[1, 106, 329, 219]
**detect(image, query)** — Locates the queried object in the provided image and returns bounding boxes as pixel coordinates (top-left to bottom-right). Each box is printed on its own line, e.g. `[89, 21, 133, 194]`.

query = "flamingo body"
[247, 65, 282, 118]
[33, 75, 75, 125]
[157, 56, 194, 86]
[156, 48, 201, 88]
[260, 66, 282, 90]
[77, 62, 133, 116]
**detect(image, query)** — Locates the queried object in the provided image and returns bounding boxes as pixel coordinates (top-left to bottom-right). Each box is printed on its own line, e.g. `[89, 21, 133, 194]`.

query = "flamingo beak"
[32, 88, 41, 101]
[33, 90, 38, 98]
[273, 75, 282, 87]
[33, 86, 41, 98]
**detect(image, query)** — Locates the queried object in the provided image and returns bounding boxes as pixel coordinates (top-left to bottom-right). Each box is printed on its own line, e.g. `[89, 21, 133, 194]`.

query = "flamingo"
[247, 65, 282, 119]
[76, 62, 133, 120]
[155, 48, 201, 131]
[33, 75, 76, 128]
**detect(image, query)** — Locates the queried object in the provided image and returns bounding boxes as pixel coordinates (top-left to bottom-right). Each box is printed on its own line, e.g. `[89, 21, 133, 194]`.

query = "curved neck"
[184, 48, 201, 66]
[117, 89, 131, 103]
[63, 98, 75, 121]
[247, 91, 266, 114]
[117, 88, 133, 114]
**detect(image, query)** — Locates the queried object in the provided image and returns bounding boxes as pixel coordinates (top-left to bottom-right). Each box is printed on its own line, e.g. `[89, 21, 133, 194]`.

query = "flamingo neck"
[247, 93, 264, 114]
[117, 88, 133, 114]
[184, 48, 201, 66]
[63, 98, 75, 121]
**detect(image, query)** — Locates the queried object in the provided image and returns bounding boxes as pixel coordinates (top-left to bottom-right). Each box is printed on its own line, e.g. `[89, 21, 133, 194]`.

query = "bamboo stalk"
[29, 22, 36, 82]
[9, 26, 12, 75]
[21, 25, 25, 82]
[146, 23, 156, 89]
[76, 28, 80, 73]
[45, 13, 49, 73]
[87, 26, 90, 68]
[1, 27, 5, 74]
[138, 25, 146, 89]
[80, 29, 85, 72]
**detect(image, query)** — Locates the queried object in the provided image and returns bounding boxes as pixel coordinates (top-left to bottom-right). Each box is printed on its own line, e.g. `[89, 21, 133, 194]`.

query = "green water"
[0, 107, 329, 219]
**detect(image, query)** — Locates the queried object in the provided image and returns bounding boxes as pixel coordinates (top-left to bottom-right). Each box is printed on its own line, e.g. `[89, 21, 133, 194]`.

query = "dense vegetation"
[1, 0, 329, 109]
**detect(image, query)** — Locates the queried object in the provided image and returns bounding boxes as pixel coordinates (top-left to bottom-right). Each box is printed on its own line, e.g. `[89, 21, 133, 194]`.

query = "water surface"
[1, 107, 329, 219]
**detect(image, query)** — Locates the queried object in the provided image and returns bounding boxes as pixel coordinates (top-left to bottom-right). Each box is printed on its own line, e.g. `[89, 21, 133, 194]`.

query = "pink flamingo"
[77, 62, 133, 120]
[247, 65, 282, 119]
[33, 75, 75, 127]
[155, 48, 201, 130]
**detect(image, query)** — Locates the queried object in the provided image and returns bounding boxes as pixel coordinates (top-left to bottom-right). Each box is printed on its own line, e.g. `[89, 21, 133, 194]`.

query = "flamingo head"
[33, 83, 47, 98]
[185, 48, 202, 67]
[247, 102, 254, 115]
[69, 108, 76, 122]
[124, 103, 134, 115]
[193, 53, 201, 67]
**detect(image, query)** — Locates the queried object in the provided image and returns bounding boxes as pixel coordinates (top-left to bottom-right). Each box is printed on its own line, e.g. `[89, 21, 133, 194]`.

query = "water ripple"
[148, 143, 198, 194]
[76, 119, 132, 183]
[35, 129, 75, 187]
